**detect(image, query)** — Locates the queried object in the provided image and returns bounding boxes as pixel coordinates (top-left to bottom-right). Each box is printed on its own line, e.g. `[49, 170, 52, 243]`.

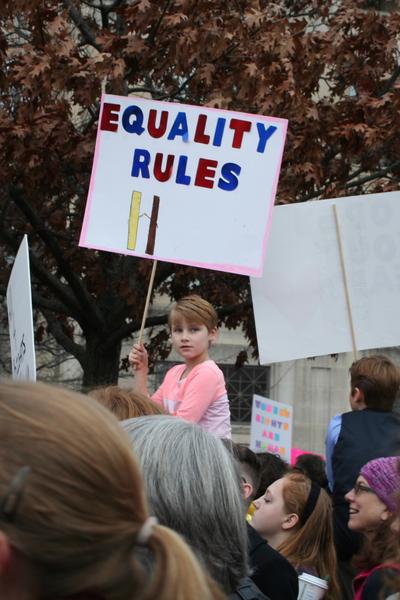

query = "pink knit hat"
[360, 456, 400, 513]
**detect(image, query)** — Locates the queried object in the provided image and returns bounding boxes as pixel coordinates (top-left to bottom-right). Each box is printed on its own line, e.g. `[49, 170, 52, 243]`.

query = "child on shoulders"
[129, 294, 231, 439]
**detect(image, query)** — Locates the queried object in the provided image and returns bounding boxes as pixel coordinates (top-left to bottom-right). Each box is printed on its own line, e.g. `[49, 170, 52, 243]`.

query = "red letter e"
[100, 103, 120, 132]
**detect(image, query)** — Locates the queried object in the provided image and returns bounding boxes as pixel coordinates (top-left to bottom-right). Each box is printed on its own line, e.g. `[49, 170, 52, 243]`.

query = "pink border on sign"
[79, 241, 264, 277]
[79, 96, 107, 246]
[79, 94, 288, 277]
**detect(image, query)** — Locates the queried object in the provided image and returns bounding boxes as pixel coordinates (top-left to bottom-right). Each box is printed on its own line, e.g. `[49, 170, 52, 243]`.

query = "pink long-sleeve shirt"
[152, 360, 231, 439]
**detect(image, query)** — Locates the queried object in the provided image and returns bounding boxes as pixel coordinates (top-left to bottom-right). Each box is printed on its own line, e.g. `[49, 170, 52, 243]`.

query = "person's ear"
[381, 507, 392, 522]
[282, 513, 299, 531]
[208, 327, 218, 343]
[0, 532, 12, 576]
[242, 481, 253, 501]
[350, 387, 366, 410]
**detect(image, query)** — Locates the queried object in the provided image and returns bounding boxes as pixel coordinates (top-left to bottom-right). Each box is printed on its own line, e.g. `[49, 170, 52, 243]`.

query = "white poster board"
[7, 235, 36, 380]
[251, 191, 400, 364]
[249, 394, 293, 461]
[80, 94, 287, 276]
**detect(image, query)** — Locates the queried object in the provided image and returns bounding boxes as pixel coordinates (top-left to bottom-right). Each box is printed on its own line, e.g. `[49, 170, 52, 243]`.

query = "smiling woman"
[346, 477, 391, 536]
[345, 456, 400, 600]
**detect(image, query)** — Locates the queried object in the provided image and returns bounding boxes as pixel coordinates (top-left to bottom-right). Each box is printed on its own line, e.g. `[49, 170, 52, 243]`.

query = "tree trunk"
[81, 335, 122, 391]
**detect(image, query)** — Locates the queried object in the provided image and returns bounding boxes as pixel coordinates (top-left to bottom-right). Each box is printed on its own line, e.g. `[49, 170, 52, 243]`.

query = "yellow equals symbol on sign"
[127, 191, 141, 250]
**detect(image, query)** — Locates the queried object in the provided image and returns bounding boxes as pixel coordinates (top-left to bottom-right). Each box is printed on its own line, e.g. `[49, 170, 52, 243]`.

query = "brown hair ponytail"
[145, 525, 225, 599]
[0, 381, 223, 600]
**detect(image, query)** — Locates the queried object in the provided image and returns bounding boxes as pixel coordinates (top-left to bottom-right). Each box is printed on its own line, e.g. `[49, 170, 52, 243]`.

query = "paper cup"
[297, 573, 328, 600]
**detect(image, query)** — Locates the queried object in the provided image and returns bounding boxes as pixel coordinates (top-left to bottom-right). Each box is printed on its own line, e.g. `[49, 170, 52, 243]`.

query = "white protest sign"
[251, 191, 400, 364]
[7, 235, 36, 380]
[79, 94, 287, 276]
[249, 394, 293, 461]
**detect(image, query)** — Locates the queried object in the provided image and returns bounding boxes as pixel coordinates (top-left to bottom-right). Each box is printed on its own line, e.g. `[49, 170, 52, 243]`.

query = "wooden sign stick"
[332, 204, 358, 360]
[137, 259, 158, 344]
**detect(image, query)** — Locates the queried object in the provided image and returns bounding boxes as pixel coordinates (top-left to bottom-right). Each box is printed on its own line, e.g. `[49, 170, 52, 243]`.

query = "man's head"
[349, 355, 400, 412]
[223, 441, 261, 505]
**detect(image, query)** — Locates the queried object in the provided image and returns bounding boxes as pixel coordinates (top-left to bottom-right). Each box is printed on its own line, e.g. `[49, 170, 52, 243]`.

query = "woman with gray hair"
[122, 415, 252, 596]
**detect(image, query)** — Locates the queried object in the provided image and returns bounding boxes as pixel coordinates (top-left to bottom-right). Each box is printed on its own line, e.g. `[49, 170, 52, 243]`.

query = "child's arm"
[129, 342, 150, 396]
[176, 367, 221, 423]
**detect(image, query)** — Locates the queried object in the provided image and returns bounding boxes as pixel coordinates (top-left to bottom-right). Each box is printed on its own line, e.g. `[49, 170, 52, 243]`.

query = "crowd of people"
[1, 294, 400, 599]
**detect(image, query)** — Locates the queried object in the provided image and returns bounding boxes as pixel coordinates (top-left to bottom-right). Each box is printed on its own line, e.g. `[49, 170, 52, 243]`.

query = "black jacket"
[247, 523, 299, 600]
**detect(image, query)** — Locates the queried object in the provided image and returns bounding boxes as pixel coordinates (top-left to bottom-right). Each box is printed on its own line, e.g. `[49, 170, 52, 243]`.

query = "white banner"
[251, 191, 400, 363]
[7, 235, 36, 380]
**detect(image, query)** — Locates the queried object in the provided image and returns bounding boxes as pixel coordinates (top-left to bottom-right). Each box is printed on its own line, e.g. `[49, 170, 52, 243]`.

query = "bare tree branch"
[344, 160, 400, 189]
[105, 0, 133, 13]
[41, 308, 85, 364]
[0, 226, 84, 320]
[0, 283, 72, 316]
[148, 0, 172, 46]
[378, 65, 400, 97]
[62, 0, 102, 51]
[8, 186, 106, 331]
[295, 159, 400, 203]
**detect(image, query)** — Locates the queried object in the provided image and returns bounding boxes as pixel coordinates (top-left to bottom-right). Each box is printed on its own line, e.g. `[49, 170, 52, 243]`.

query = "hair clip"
[0, 466, 31, 522]
[137, 516, 158, 545]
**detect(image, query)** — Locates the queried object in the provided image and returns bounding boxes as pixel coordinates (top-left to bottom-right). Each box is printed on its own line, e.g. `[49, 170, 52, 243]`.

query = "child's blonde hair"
[168, 294, 218, 332]
[0, 380, 223, 600]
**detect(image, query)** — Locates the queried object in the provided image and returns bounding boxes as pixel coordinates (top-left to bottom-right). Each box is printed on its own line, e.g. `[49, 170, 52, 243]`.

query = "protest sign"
[7, 235, 36, 380]
[80, 94, 287, 276]
[249, 394, 293, 461]
[251, 191, 400, 363]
